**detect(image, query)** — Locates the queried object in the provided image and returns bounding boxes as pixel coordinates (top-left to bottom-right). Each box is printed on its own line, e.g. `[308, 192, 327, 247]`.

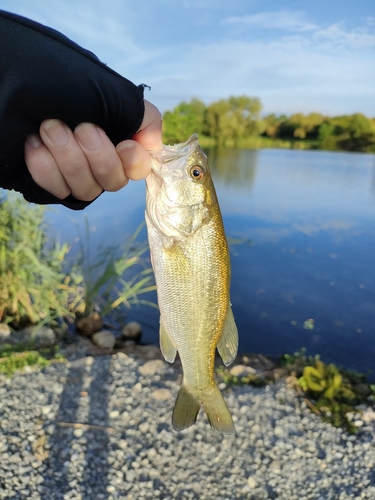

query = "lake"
[46, 148, 375, 377]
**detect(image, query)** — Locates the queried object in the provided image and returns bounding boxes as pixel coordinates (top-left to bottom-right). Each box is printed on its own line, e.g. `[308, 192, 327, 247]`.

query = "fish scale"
[145, 135, 238, 434]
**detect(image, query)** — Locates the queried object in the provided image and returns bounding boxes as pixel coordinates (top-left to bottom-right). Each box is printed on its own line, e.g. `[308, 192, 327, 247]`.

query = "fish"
[145, 134, 238, 434]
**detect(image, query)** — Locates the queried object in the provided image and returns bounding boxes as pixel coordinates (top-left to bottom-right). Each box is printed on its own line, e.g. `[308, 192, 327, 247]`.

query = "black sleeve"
[0, 10, 146, 210]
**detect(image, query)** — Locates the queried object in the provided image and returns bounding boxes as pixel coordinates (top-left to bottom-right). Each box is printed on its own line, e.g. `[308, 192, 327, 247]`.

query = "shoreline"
[0, 339, 375, 499]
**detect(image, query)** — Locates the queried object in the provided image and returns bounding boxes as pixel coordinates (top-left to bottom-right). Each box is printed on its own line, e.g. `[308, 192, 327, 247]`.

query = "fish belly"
[146, 213, 235, 433]
[149, 213, 228, 380]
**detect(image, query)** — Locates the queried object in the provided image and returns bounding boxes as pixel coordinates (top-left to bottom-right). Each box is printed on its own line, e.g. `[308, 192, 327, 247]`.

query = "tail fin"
[172, 383, 235, 434]
[202, 385, 235, 434]
[172, 385, 200, 432]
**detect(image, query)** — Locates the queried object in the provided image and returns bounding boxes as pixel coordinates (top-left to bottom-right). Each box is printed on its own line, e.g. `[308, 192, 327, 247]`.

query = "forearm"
[0, 10, 145, 209]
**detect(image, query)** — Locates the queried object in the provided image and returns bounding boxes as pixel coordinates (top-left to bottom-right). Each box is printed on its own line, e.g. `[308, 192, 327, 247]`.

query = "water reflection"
[371, 157, 375, 196]
[207, 147, 257, 189]
[215, 149, 375, 376]
[45, 149, 375, 377]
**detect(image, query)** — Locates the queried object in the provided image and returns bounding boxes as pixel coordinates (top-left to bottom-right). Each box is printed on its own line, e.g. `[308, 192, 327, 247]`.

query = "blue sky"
[1, 0, 374, 116]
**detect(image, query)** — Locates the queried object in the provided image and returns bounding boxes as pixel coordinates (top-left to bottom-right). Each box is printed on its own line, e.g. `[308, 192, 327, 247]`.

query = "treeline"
[162, 96, 375, 153]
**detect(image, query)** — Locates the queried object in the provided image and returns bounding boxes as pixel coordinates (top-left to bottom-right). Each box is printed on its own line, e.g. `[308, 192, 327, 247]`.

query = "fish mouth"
[148, 134, 201, 167]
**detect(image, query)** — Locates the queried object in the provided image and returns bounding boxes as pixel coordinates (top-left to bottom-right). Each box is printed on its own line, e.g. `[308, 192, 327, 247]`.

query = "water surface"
[46, 148, 375, 376]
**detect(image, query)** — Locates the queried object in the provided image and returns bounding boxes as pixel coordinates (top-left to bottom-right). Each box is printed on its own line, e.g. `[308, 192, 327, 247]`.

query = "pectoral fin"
[159, 317, 177, 363]
[217, 306, 238, 367]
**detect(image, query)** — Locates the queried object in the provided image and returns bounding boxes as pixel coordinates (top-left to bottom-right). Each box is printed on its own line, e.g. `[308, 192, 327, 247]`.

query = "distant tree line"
[162, 96, 375, 153]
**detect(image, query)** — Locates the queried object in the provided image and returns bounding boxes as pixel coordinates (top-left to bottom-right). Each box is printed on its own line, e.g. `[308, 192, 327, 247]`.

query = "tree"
[162, 98, 206, 144]
[290, 113, 326, 139]
[339, 113, 375, 151]
[205, 96, 263, 146]
[318, 114, 375, 152]
[262, 114, 287, 139]
[274, 113, 326, 140]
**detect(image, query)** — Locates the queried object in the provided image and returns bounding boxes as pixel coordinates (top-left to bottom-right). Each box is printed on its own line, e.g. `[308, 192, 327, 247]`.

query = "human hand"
[24, 100, 162, 201]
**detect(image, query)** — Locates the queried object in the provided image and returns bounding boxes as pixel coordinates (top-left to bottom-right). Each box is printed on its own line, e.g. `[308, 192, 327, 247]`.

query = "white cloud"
[314, 23, 375, 48]
[223, 11, 318, 32]
[223, 10, 375, 49]
[146, 33, 375, 115]
[2, 1, 374, 116]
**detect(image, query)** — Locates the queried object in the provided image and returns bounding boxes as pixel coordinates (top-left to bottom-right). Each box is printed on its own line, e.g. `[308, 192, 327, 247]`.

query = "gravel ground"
[0, 343, 374, 500]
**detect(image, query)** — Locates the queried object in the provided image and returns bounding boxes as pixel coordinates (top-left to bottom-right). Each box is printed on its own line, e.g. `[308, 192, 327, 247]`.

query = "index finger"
[133, 100, 163, 151]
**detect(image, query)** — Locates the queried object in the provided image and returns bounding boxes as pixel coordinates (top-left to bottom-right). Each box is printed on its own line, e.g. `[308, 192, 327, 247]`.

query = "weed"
[0, 194, 156, 332]
[0, 193, 82, 328]
[69, 220, 157, 324]
[216, 365, 268, 387]
[283, 352, 373, 433]
[0, 344, 66, 378]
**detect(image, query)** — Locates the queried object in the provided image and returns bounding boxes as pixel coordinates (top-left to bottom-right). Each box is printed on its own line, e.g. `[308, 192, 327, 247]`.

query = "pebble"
[0, 322, 11, 339]
[76, 311, 103, 336]
[116, 352, 133, 364]
[151, 388, 171, 400]
[67, 356, 94, 369]
[247, 476, 257, 488]
[2, 325, 56, 347]
[0, 348, 374, 500]
[138, 359, 164, 376]
[92, 330, 116, 349]
[229, 365, 257, 377]
[121, 321, 142, 342]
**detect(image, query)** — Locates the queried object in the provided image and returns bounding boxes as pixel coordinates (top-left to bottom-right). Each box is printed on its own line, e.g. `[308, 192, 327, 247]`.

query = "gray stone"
[121, 321, 142, 342]
[138, 359, 164, 376]
[73, 429, 84, 438]
[151, 388, 171, 401]
[115, 351, 133, 364]
[229, 364, 257, 377]
[0, 345, 374, 500]
[0, 323, 11, 339]
[67, 357, 94, 369]
[9, 325, 56, 347]
[92, 330, 116, 350]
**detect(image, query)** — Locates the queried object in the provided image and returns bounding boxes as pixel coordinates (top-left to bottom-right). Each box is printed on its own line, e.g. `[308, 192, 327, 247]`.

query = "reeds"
[0, 193, 156, 330]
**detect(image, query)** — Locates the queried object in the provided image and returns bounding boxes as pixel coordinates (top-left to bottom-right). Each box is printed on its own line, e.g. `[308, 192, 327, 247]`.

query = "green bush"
[0, 194, 156, 330]
[0, 193, 82, 328]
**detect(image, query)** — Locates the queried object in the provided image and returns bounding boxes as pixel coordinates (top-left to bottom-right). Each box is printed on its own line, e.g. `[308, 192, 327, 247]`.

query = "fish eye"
[190, 165, 205, 181]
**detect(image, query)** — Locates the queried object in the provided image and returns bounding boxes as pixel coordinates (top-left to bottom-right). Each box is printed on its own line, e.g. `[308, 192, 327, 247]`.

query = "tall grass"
[71, 219, 156, 323]
[0, 193, 81, 328]
[0, 193, 156, 330]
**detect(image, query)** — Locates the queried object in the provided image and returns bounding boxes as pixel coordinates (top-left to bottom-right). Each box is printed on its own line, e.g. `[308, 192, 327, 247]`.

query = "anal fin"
[159, 317, 177, 363]
[217, 305, 238, 366]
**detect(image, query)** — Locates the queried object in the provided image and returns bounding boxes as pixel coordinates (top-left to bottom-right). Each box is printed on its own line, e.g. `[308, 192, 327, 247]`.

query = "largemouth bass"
[145, 134, 238, 434]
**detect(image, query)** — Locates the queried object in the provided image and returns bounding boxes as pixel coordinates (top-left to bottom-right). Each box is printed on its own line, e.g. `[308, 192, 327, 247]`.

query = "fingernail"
[75, 123, 102, 151]
[117, 142, 138, 165]
[43, 119, 69, 147]
[26, 134, 42, 148]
